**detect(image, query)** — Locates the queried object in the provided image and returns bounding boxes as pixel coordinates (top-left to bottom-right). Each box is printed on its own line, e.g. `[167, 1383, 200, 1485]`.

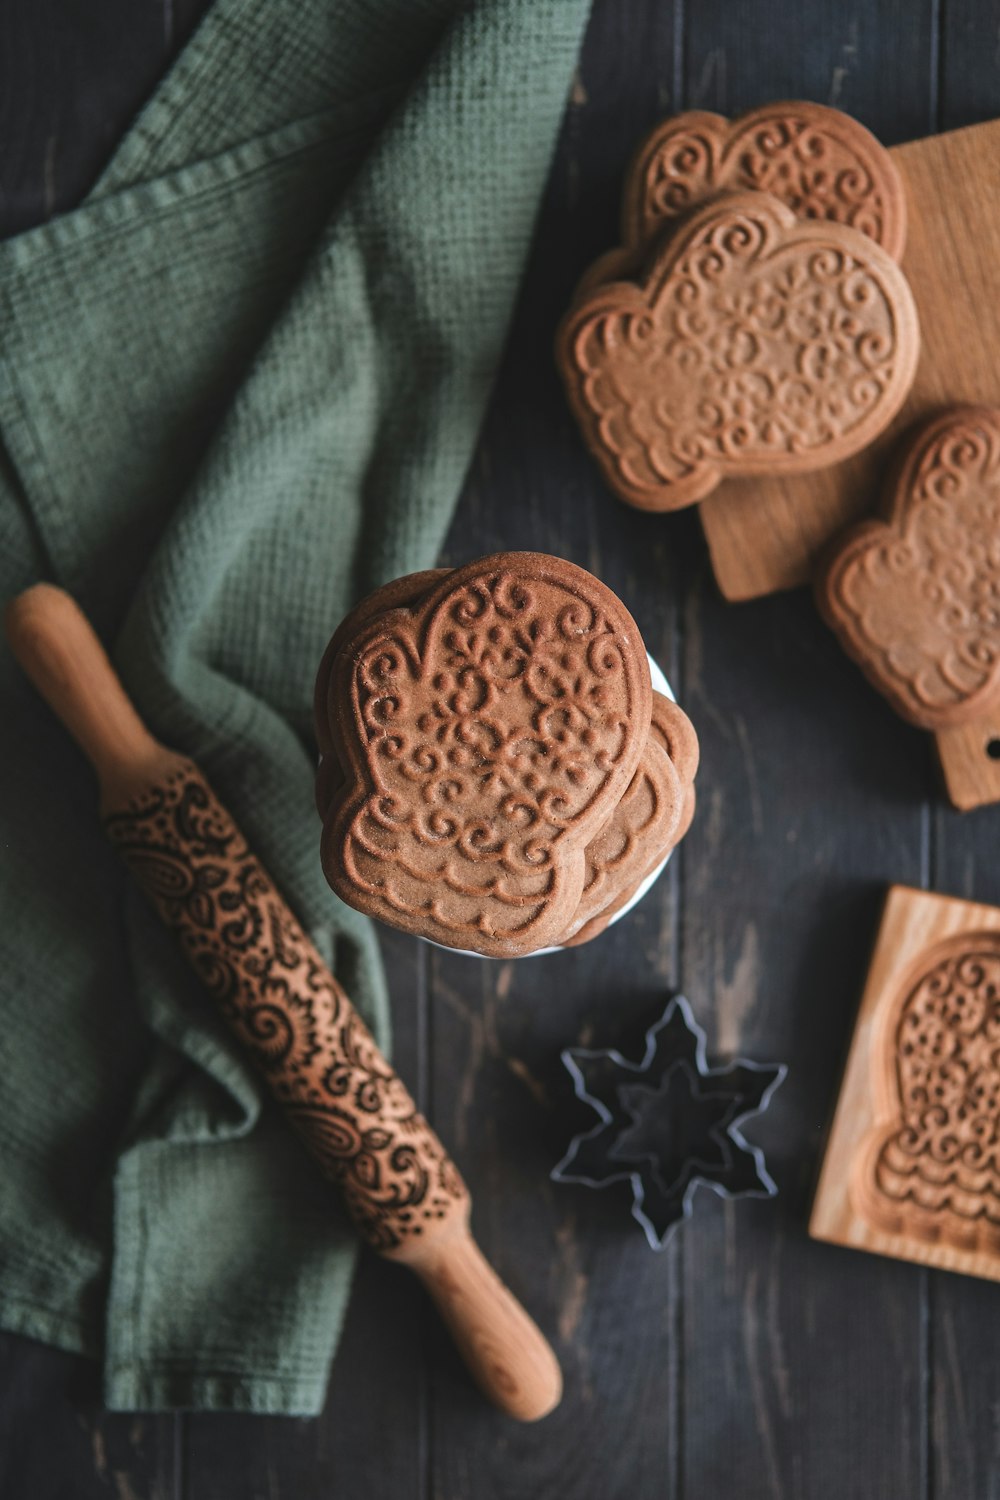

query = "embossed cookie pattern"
[624, 101, 907, 262]
[856, 931, 1000, 1254]
[318, 554, 653, 956]
[819, 407, 1000, 729]
[559, 193, 919, 512]
[562, 693, 698, 947]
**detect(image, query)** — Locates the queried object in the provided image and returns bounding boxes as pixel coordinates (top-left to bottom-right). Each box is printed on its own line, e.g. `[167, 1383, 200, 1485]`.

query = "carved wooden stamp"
[558, 192, 919, 513]
[811, 884, 1000, 1281]
[817, 406, 1000, 809]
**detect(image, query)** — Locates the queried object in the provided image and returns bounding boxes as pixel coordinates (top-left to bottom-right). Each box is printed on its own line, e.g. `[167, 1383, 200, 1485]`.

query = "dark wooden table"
[3, 3, 1000, 1496]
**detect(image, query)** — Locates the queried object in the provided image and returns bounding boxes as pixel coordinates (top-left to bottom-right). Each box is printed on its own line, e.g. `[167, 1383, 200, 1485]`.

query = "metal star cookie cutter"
[551, 994, 787, 1249]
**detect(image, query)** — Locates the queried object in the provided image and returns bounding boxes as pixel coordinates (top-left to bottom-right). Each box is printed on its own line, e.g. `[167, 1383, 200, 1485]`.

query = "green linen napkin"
[0, 0, 589, 1415]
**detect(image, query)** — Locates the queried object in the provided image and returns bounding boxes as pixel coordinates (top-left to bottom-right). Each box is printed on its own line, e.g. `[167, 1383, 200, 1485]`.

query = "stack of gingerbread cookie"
[314, 552, 698, 956]
[557, 101, 919, 513]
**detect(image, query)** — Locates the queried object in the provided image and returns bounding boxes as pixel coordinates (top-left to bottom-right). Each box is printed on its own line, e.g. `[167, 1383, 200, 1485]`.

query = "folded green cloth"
[0, 0, 589, 1414]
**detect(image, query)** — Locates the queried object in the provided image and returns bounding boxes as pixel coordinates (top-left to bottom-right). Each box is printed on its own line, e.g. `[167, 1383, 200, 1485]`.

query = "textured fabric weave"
[0, 0, 589, 1414]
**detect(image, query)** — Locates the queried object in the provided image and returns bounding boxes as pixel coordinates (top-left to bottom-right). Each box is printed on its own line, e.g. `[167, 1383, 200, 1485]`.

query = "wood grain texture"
[666, 8, 938, 1497]
[701, 116, 1000, 601]
[935, 717, 1000, 811]
[0, 0, 204, 239]
[811, 885, 1000, 1279]
[180, 927, 432, 1499]
[6, 0, 1000, 1497]
[924, 20, 1000, 1499]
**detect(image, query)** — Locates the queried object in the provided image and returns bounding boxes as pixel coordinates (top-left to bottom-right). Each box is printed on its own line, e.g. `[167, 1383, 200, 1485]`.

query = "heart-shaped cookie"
[317, 553, 653, 957]
[856, 930, 1000, 1253]
[625, 101, 907, 262]
[574, 101, 907, 300]
[558, 192, 919, 512]
[818, 407, 1000, 729]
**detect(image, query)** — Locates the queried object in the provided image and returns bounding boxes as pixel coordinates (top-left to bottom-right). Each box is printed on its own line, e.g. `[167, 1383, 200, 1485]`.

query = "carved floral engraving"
[820, 407, 1000, 729]
[859, 931, 1000, 1252]
[559, 193, 919, 512]
[105, 764, 465, 1252]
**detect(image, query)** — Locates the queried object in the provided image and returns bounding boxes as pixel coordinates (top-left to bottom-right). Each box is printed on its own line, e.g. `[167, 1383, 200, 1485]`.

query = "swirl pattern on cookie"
[624, 101, 907, 261]
[819, 407, 1000, 729]
[559, 193, 919, 512]
[857, 932, 1000, 1253]
[317, 553, 653, 956]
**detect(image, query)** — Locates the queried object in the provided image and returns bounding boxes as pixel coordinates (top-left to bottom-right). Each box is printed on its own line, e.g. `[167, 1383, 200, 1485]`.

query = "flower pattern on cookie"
[317, 554, 652, 956]
[559, 193, 918, 512]
[624, 102, 907, 262]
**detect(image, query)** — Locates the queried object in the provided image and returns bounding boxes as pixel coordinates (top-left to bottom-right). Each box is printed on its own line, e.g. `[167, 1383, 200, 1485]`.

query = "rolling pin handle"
[393, 1222, 562, 1422]
[5, 584, 164, 796]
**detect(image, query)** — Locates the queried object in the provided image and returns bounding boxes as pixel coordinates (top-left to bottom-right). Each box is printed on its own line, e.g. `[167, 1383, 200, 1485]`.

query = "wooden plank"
[930, 805, 1000, 1500]
[673, 584, 932, 1500]
[701, 115, 1000, 600]
[19, 4, 1000, 1500]
[936, 715, 1000, 812]
[0, 8, 206, 1500]
[182, 927, 429, 1499]
[427, 7, 687, 1493]
[688, 0, 939, 603]
[0, 0, 205, 238]
[811, 885, 1000, 1277]
[0, 1333, 179, 1500]
[924, 14, 1000, 1495]
[680, 0, 937, 142]
[674, 5, 938, 1497]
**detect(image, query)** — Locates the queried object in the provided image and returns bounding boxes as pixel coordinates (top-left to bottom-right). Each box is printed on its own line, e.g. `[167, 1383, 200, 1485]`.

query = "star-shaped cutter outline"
[551, 994, 787, 1249]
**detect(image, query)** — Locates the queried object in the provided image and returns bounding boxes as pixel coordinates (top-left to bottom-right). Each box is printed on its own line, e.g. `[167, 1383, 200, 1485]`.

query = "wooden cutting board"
[699, 116, 1000, 603]
[811, 884, 1000, 1282]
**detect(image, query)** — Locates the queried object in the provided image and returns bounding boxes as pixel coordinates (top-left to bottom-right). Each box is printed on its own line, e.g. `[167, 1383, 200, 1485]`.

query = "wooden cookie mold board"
[700, 116, 1000, 598]
[698, 115, 1000, 810]
[810, 884, 1000, 1282]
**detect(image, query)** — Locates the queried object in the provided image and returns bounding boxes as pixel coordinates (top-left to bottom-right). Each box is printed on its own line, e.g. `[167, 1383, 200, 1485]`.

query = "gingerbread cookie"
[626, 101, 906, 263]
[316, 553, 655, 957]
[314, 569, 449, 818]
[818, 407, 1000, 730]
[561, 692, 698, 947]
[574, 101, 907, 302]
[559, 192, 919, 513]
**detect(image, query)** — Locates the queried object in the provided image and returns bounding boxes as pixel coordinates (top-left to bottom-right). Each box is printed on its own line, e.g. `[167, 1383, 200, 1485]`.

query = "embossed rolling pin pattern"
[5, 584, 562, 1423]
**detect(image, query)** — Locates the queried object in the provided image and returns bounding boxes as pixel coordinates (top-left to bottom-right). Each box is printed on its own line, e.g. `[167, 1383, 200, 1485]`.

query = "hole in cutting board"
[986, 739, 1000, 761]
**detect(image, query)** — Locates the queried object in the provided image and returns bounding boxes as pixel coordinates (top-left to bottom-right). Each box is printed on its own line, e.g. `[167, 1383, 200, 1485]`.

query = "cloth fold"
[0, 0, 589, 1414]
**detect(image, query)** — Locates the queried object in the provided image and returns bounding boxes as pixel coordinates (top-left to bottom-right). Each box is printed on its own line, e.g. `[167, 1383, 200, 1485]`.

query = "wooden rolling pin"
[5, 584, 562, 1423]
